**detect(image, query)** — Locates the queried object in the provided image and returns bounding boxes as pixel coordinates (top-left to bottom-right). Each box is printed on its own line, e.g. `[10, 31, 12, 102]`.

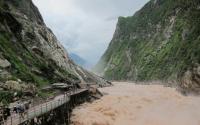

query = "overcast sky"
[33, 0, 149, 67]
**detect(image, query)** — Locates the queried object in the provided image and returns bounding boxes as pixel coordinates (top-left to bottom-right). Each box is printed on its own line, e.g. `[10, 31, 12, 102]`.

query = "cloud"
[33, 0, 149, 67]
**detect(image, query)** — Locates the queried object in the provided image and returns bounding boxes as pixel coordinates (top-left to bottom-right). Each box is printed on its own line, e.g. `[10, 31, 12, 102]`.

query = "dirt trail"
[71, 82, 200, 125]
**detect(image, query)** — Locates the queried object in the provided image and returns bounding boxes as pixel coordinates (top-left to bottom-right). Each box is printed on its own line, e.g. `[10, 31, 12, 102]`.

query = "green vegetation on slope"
[0, 32, 78, 87]
[96, 0, 200, 82]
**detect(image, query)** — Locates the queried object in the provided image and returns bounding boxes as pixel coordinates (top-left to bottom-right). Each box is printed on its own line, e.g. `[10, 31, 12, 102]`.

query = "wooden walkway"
[2, 89, 88, 125]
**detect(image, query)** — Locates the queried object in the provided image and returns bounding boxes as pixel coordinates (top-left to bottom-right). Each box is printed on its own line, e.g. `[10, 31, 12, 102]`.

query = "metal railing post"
[27, 110, 29, 120]
[11, 115, 12, 125]
[41, 104, 42, 114]
[64, 93, 66, 102]
[46, 102, 48, 112]
[19, 113, 21, 125]
[51, 102, 52, 110]
[34, 103, 36, 116]
[26, 110, 28, 121]
[67, 103, 70, 125]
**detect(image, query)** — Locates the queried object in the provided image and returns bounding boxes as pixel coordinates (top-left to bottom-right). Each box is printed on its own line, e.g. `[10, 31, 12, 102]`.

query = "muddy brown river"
[71, 82, 200, 125]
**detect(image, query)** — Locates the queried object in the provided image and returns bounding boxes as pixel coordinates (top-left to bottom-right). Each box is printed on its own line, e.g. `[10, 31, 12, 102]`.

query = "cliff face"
[0, 0, 109, 103]
[95, 0, 200, 92]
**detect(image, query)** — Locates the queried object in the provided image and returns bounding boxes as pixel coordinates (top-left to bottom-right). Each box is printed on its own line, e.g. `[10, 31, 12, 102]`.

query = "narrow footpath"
[3, 89, 88, 125]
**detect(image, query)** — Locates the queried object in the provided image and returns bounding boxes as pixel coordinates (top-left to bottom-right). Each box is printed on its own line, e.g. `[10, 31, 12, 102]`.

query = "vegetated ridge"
[95, 0, 200, 93]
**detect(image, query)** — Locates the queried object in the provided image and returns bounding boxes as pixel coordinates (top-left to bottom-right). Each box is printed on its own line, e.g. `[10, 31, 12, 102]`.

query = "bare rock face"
[3, 80, 36, 93]
[0, 58, 11, 68]
[0, 0, 109, 91]
[179, 64, 200, 94]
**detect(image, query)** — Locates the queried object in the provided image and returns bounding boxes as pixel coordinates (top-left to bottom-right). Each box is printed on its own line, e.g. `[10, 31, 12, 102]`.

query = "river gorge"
[71, 82, 200, 125]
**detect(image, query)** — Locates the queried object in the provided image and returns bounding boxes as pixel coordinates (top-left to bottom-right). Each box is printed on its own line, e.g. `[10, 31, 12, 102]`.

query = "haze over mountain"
[32, 0, 149, 67]
[69, 53, 92, 69]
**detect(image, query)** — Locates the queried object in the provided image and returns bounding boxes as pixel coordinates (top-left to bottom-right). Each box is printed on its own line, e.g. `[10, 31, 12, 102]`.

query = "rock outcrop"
[95, 0, 200, 92]
[179, 64, 200, 94]
[0, 0, 109, 103]
[0, 58, 11, 68]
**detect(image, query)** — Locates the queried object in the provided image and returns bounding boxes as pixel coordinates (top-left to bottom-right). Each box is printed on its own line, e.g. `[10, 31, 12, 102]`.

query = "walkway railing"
[1, 89, 88, 125]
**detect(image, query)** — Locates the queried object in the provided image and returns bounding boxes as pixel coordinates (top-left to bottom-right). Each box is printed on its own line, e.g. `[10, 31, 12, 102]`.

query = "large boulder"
[179, 64, 200, 94]
[0, 70, 12, 80]
[52, 83, 72, 90]
[0, 58, 11, 68]
[3, 80, 21, 91]
[3, 80, 36, 94]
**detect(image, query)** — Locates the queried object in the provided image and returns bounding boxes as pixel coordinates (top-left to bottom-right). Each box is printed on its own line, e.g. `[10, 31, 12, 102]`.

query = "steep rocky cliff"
[0, 0, 109, 103]
[95, 0, 200, 93]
